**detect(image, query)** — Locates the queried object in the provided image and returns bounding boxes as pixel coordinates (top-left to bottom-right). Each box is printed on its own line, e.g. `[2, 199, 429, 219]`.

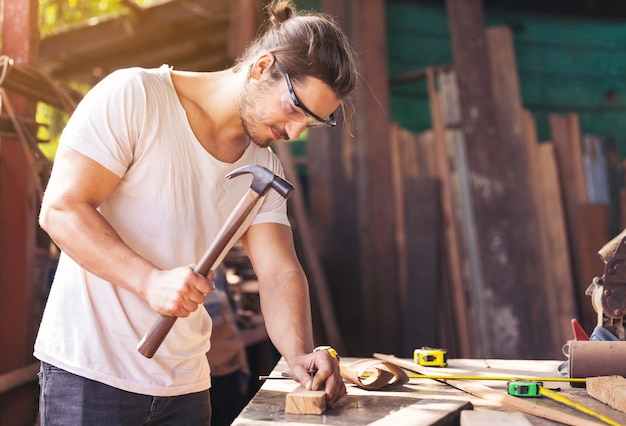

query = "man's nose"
[285, 121, 308, 140]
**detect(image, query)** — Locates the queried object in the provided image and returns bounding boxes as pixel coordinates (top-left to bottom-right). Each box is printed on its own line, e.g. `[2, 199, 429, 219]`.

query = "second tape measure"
[507, 380, 542, 397]
[413, 348, 447, 367]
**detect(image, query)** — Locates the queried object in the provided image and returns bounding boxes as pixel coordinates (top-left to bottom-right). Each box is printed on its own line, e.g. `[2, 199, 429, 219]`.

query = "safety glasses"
[280, 73, 336, 127]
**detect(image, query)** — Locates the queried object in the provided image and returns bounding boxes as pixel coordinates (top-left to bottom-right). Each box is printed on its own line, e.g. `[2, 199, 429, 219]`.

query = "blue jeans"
[38, 362, 212, 426]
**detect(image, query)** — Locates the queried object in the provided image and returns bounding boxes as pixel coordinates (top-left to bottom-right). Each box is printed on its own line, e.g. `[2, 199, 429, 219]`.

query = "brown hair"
[236, 0, 358, 105]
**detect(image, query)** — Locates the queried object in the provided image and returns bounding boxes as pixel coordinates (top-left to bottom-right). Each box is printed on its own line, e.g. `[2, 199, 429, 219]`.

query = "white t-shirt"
[34, 65, 290, 396]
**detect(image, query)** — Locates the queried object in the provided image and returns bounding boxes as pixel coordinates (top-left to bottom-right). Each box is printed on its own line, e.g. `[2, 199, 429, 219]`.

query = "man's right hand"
[145, 266, 214, 317]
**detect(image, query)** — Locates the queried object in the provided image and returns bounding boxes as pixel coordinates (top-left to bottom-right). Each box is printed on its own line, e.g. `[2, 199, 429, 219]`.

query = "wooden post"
[446, 0, 550, 357]
[0, 0, 41, 423]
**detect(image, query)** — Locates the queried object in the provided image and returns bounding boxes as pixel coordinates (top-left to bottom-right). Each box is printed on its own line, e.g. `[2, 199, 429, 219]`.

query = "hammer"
[137, 164, 294, 358]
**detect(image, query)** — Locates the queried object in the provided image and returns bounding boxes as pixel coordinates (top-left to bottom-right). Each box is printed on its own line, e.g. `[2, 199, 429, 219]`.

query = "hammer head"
[226, 165, 294, 199]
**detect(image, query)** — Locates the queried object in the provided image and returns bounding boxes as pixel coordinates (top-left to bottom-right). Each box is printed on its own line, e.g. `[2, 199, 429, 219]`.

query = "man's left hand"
[287, 347, 346, 406]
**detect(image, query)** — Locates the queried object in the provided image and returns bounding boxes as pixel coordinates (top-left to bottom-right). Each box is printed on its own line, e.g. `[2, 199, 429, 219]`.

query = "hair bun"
[265, 0, 296, 28]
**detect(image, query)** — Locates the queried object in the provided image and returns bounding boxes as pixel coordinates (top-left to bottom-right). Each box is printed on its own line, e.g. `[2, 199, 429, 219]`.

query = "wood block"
[284, 386, 327, 415]
[587, 375, 626, 413]
[461, 410, 532, 426]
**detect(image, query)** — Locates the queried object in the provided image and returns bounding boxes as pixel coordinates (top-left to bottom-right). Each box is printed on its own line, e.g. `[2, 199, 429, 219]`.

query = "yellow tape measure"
[414, 347, 447, 367]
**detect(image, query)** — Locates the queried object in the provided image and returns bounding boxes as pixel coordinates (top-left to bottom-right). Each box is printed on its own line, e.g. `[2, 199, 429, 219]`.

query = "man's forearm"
[259, 269, 314, 362]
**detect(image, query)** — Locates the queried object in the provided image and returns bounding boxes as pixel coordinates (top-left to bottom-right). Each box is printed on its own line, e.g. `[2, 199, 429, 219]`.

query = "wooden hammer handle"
[137, 189, 260, 358]
[136, 316, 177, 358]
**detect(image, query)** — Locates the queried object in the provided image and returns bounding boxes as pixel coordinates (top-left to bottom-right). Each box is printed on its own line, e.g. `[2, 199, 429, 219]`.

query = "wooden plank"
[426, 67, 472, 358]
[482, 25, 550, 358]
[284, 386, 327, 415]
[374, 354, 604, 426]
[402, 177, 441, 355]
[487, 25, 552, 356]
[582, 136, 610, 204]
[391, 125, 442, 356]
[578, 203, 610, 321]
[587, 376, 626, 414]
[603, 138, 623, 237]
[391, 124, 409, 337]
[393, 125, 421, 178]
[309, 0, 360, 356]
[306, 125, 361, 354]
[460, 411, 532, 426]
[415, 130, 436, 177]
[314, 0, 400, 356]
[345, 0, 400, 355]
[536, 141, 578, 349]
[369, 399, 472, 426]
[550, 113, 595, 330]
[447, 0, 548, 358]
[523, 111, 577, 356]
[621, 188, 626, 230]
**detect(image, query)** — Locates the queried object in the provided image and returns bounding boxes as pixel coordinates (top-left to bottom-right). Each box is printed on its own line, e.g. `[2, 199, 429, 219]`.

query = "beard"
[239, 82, 281, 149]
[240, 105, 272, 148]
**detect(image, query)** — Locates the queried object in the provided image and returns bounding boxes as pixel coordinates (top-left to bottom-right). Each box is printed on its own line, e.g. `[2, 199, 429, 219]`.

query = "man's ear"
[249, 52, 276, 81]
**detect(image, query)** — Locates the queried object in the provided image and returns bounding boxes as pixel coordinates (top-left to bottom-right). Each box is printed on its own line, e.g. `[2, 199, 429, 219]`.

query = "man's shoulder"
[98, 65, 171, 88]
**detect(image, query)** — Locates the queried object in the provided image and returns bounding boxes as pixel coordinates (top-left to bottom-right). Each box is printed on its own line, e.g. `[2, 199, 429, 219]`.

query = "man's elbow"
[38, 199, 63, 239]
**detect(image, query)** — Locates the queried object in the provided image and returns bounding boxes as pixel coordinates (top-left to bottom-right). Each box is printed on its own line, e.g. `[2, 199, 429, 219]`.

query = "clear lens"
[280, 92, 327, 127]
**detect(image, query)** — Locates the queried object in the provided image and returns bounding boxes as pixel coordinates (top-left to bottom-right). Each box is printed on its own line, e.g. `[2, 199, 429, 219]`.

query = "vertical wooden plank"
[390, 124, 408, 356]
[604, 137, 622, 236]
[398, 126, 421, 178]
[426, 68, 473, 357]
[524, 110, 577, 353]
[582, 136, 610, 204]
[0, 0, 40, 423]
[390, 125, 408, 334]
[445, 0, 502, 359]
[391, 125, 441, 355]
[578, 203, 610, 325]
[348, 0, 399, 355]
[536, 142, 579, 351]
[447, 0, 548, 358]
[402, 177, 441, 355]
[621, 188, 626, 230]
[550, 113, 596, 331]
[315, 0, 399, 354]
[304, 0, 362, 355]
[307, 121, 361, 353]
[413, 130, 435, 177]
[485, 26, 552, 357]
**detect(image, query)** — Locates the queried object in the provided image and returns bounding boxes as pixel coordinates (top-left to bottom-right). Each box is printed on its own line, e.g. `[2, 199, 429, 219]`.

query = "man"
[34, 0, 358, 424]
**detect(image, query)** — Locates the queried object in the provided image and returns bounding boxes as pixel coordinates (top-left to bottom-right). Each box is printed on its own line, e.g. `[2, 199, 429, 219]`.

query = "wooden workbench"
[232, 357, 626, 425]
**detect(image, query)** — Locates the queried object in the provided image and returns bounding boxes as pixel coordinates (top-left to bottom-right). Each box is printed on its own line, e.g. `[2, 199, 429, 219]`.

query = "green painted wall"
[387, 3, 626, 154]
